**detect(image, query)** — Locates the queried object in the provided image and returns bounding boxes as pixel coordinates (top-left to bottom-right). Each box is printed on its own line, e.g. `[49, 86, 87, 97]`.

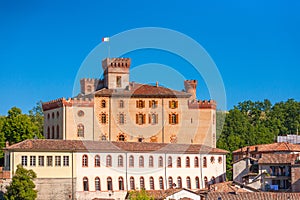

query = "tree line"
[216, 99, 300, 180]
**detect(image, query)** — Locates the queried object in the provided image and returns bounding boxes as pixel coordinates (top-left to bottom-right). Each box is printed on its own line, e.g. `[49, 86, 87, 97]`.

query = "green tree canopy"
[5, 164, 37, 200]
[128, 189, 155, 200]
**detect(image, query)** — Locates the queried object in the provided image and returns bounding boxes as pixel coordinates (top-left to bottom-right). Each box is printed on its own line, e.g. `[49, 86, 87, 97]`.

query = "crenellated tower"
[184, 80, 198, 100]
[80, 78, 100, 95]
[102, 58, 131, 89]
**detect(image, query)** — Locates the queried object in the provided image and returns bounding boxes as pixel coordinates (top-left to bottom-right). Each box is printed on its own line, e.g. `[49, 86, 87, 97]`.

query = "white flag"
[102, 37, 110, 42]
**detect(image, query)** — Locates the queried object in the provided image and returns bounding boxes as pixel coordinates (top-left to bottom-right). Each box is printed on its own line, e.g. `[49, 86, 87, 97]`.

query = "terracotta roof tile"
[5, 140, 228, 154]
[233, 142, 300, 154]
[206, 192, 300, 200]
[94, 82, 191, 98]
[258, 153, 299, 164]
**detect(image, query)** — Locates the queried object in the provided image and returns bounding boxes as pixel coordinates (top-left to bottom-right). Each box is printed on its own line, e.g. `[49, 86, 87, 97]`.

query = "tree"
[128, 189, 155, 200]
[5, 164, 37, 200]
[28, 101, 44, 136]
[1, 107, 43, 145]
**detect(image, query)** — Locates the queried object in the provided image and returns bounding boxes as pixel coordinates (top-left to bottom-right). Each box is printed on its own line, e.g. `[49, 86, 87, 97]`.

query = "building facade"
[4, 139, 227, 200]
[232, 142, 300, 192]
[42, 58, 217, 148]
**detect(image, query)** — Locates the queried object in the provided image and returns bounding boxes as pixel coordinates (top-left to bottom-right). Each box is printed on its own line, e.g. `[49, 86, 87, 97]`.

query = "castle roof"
[233, 142, 300, 154]
[94, 82, 191, 98]
[258, 153, 299, 164]
[5, 139, 228, 154]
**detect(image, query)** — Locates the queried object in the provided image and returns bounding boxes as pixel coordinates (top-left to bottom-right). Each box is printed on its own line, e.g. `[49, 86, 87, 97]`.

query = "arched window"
[139, 156, 144, 167]
[186, 157, 190, 167]
[177, 177, 182, 188]
[95, 177, 100, 191]
[47, 127, 50, 139]
[140, 177, 145, 189]
[211, 176, 216, 184]
[158, 156, 163, 167]
[136, 113, 146, 125]
[106, 155, 112, 167]
[118, 134, 125, 141]
[47, 113, 50, 119]
[204, 176, 208, 188]
[101, 134, 106, 141]
[130, 177, 135, 190]
[203, 157, 207, 168]
[169, 113, 179, 124]
[149, 156, 154, 167]
[101, 100, 106, 108]
[82, 155, 88, 167]
[194, 157, 199, 168]
[118, 177, 124, 190]
[159, 177, 164, 190]
[52, 112, 55, 119]
[56, 125, 59, 139]
[56, 111, 59, 118]
[83, 177, 89, 191]
[177, 157, 181, 168]
[149, 113, 158, 124]
[149, 177, 154, 190]
[51, 126, 54, 139]
[107, 177, 113, 191]
[77, 124, 84, 137]
[168, 177, 173, 189]
[211, 156, 215, 164]
[94, 155, 100, 167]
[119, 114, 124, 124]
[119, 100, 124, 108]
[129, 155, 134, 167]
[101, 113, 107, 124]
[218, 156, 222, 164]
[118, 155, 123, 167]
[195, 177, 200, 189]
[168, 156, 172, 167]
[186, 176, 191, 189]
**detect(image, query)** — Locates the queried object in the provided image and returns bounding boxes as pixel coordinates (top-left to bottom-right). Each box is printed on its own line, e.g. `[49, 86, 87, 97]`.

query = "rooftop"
[5, 139, 228, 154]
[206, 192, 300, 200]
[233, 142, 300, 154]
[258, 153, 299, 164]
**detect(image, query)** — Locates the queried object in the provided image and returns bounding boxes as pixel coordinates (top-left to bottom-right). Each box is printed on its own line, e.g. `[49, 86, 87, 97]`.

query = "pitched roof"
[5, 139, 228, 154]
[94, 82, 191, 98]
[208, 181, 251, 193]
[206, 192, 300, 200]
[258, 153, 299, 164]
[233, 142, 300, 154]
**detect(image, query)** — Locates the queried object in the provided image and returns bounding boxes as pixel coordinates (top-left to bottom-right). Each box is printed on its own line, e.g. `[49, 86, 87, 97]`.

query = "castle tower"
[184, 80, 197, 100]
[80, 78, 100, 95]
[102, 58, 131, 89]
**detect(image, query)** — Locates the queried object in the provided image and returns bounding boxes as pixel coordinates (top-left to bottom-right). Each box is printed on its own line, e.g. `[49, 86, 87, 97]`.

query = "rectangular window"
[136, 100, 145, 108]
[55, 156, 61, 166]
[136, 113, 146, 125]
[169, 100, 178, 109]
[149, 100, 158, 108]
[116, 76, 122, 87]
[63, 156, 69, 166]
[30, 156, 36, 166]
[149, 113, 158, 124]
[38, 156, 44, 166]
[21, 156, 27, 166]
[169, 113, 179, 124]
[47, 156, 53, 166]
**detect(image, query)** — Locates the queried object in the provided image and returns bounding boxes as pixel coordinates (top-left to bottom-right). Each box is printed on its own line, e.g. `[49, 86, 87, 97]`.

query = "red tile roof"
[206, 192, 300, 200]
[258, 153, 299, 164]
[233, 142, 300, 154]
[94, 82, 191, 98]
[5, 140, 228, 154]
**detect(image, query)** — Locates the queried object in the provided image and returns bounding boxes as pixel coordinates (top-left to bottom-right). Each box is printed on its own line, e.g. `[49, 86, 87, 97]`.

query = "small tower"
[102, 58, 131, 89]
[184, 80, 198, 100]
[80, 78, 100, 95]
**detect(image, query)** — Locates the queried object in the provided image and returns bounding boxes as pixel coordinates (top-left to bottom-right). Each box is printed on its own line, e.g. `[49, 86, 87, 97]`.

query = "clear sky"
[0, 0, 299, 115]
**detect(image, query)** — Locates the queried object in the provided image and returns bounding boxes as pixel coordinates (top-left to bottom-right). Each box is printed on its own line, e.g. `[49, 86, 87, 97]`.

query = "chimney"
[5, 141, 9, 147]
[184, 80, 197, 100]
[156, 81, 158, 87]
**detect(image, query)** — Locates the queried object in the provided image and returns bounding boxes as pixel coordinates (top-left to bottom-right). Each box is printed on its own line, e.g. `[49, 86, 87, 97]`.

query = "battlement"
[42, 97, 94, 111]
[184, 80, 198, 100]
[102, 58, 131, 70]
[80, 78, 100, 83]
[188, 99, 217, 109]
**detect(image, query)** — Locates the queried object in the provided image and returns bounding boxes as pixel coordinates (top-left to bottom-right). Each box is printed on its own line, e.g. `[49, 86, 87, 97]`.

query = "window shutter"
[148, 114, 151, 124]
[143, 114, 146, 124]
[156, 114, 158, 124]
[142, 100, 145, 108]
[175, 101, 178, 108]
[155, 101, 158, 107]
[149, 100, 152, 108]
[106, 114, 109, 124]
[169, 114, 172, 124]
[176, 114, 179, 124]
[136, 100, 139, 108]
[169, 101, 171, 108]
[136, 114, 138, 124]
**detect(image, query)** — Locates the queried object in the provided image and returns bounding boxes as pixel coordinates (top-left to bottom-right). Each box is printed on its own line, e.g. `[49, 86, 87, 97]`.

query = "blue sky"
[0, 0, 299, 115]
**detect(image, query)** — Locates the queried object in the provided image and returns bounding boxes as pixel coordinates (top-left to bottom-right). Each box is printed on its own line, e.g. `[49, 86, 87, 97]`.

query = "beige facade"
[43, 57, 216, 147]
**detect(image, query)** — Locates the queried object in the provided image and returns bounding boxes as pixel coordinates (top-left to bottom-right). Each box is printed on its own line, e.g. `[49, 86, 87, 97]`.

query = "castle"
[42, 58, 217, 147]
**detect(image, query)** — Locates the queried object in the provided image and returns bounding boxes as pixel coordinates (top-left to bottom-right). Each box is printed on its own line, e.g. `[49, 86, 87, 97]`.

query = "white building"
[4, 139, 227, 200]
